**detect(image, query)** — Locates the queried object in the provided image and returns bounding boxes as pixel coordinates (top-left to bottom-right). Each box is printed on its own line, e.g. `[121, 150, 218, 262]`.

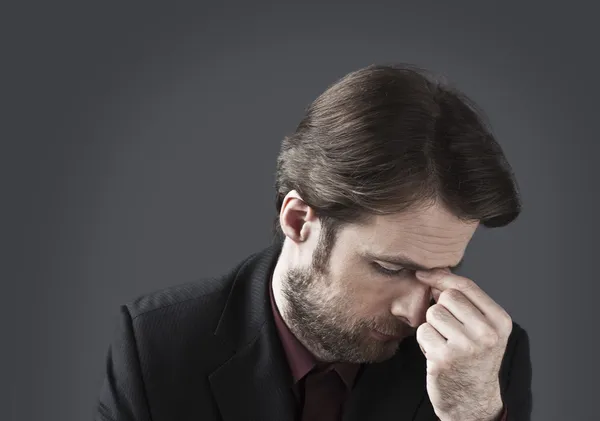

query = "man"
[95, 64, 532, 421]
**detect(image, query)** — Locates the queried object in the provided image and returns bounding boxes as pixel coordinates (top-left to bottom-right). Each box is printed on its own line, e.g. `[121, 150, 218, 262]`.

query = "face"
[278, 200, 479, 364]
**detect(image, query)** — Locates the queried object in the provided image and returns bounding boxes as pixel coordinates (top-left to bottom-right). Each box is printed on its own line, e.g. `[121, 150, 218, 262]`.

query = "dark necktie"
[301, 367, 347, 421]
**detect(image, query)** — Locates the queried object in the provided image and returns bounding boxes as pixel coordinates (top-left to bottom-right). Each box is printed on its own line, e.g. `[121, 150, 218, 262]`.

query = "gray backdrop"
[6, 2, 598, 421]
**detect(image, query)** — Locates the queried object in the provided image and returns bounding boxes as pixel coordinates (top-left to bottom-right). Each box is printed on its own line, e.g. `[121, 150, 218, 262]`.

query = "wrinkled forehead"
[341, 205, 479, 268]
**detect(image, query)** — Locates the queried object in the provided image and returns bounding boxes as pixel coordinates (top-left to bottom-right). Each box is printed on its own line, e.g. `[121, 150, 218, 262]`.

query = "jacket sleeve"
[94, 305, 152, 421]
[503, 327, 533, 421]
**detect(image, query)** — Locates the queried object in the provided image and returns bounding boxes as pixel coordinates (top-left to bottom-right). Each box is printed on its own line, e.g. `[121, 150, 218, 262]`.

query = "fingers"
[416, 322, 446, 359]
[416, 269, 506, 328]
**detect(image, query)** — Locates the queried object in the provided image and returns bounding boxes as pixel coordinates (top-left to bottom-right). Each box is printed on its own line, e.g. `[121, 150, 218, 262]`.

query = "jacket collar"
[209, 238, 297, 421]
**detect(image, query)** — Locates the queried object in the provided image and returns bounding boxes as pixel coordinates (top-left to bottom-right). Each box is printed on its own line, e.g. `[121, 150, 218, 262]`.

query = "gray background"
[5, 2, 598, 420]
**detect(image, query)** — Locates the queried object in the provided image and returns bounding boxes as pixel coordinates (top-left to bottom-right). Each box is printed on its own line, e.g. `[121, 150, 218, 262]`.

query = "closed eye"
[372, 262, 408, 276]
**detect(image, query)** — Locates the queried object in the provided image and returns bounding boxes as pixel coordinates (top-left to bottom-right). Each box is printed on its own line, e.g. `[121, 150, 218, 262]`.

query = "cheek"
[331, 265, 393, 314]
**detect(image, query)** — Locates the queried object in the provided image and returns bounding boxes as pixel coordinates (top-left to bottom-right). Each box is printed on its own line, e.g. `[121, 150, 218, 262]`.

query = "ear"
[279, 190, 317, 243]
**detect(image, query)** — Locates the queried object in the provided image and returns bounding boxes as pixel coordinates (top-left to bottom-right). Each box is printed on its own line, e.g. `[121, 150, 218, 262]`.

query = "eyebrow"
[363, 251, 465, 272]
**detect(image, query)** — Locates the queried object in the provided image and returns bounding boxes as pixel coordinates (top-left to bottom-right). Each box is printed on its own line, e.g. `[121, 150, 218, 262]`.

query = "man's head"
[271, 64, 520, 364]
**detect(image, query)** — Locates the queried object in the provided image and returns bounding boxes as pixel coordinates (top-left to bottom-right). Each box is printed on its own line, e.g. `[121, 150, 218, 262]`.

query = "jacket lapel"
[343, 335, 434, 421]
[209, 240, 296, 421]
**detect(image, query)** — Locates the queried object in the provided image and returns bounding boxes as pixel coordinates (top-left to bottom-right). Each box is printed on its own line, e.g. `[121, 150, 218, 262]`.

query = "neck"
[271, 241, 334, 362]
[271, 241, 292, 327]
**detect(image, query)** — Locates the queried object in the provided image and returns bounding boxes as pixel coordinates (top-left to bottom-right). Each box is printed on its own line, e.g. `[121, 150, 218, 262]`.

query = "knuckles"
[500, 311, 513, 335]
[479, 330, 500, 348]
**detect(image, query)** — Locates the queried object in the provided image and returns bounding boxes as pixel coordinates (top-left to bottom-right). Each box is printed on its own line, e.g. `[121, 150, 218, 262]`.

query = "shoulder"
[499, 319, 532, 384]
[508, 320, 527, 340]
[121, 250, 259, 332]
[506, 319, 529, 355]
[125, 277, 228, 321]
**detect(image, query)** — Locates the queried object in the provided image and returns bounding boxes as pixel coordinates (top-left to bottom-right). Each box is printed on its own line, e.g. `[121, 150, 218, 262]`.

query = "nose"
[390, 283, 432, 328]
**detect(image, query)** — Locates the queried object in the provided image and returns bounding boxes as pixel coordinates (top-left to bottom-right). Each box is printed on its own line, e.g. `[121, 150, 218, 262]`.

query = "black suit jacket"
[95, 240, 532, 421]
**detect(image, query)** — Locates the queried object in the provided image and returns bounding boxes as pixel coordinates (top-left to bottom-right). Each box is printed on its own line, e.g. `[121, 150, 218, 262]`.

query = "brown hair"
[273, 64, 521, 267]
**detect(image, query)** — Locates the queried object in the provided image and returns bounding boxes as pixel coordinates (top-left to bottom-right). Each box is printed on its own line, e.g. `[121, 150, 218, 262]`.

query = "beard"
[280, 265, 412, 364]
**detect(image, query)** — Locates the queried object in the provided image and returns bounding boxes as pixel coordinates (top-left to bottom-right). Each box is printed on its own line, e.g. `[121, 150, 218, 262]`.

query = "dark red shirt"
[269, 277, 360, 420]
[269, 277, 507, 421]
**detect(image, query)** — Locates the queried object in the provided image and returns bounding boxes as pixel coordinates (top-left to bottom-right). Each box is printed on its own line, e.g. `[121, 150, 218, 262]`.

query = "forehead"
[341, 203, 479, 267]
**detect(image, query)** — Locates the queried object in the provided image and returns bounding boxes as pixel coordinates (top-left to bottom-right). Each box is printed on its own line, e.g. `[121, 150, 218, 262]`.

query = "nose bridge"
[391, 280, 432, 328]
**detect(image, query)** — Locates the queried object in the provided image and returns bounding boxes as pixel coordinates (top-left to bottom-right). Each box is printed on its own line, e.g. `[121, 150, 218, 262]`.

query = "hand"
[414, 268, 512, 421]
